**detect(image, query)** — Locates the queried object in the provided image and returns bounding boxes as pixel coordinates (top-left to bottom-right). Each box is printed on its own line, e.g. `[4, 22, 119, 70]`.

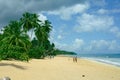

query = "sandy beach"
[0, 56, 120, 80]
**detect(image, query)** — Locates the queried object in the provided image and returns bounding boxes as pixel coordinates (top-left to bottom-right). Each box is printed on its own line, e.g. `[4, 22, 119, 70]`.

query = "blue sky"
[40, 0, 120, 54]
[0, 0, 120, 54]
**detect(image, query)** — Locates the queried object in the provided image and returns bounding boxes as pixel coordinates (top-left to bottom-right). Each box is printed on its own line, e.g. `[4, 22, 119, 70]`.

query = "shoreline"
[82, 58, 120, 69]
[80, 57, 120, 68]
[59, 54, 120, 68]
[0, 56, 120, 80]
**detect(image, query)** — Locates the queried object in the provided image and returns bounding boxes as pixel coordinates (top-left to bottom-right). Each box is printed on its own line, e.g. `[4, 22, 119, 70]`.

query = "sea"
[77, 54, 120, 67]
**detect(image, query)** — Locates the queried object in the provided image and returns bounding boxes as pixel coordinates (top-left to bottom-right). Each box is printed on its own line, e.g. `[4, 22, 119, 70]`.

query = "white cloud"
[84, 40, 120, 53]
[97, 8, 120, 14]
[74, 12, 120, 39]
[73, 38, 84, 49]
[38, 13, 47, 22]
[57, 35, 62, 40]
[90, 40, 109, 50]
[91, 0, 106, 7]
[47, 3, 89, 20]
[54, 38, 84, 52]
[49, 28, 56, 42]
[110, 26, 120, 38]
[108, 40, 120, 50]
[53, 41, 70, 51]
[111, 9, 120, 13]
[84, 40, 109, 52]
[97, 8, 108, 14]
[74, 13, 114, 32]
[54, 39, 120, 53]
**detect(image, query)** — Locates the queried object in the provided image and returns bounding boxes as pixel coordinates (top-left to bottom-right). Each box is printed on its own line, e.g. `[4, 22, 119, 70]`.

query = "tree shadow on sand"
[0, 63, 27, 70]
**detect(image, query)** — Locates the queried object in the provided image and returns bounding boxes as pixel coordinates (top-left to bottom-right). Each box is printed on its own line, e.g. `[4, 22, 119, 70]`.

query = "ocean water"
[78, 54, 120, 67]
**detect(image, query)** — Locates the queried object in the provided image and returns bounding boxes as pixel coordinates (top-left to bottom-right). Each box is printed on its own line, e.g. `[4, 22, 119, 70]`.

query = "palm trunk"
[31, 29, 34, 40]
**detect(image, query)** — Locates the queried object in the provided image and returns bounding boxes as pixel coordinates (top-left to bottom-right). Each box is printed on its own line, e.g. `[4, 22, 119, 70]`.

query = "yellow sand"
[0, 56, 120, 80]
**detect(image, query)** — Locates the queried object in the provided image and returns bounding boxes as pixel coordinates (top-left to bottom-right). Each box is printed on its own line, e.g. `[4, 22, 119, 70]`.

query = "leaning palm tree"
[34, 25, 46, 47]
[20, 12, 41, 38]
[43, 20, 52, 36]
[35, 20, 52, 44]
[20, 12, 33, 32]
[34, 20, 53, 57]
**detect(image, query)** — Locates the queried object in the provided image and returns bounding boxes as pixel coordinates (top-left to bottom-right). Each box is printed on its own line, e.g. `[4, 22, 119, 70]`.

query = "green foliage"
[20, 12, 41, 33]
[0, 41, 29, 61]
[0, 12, 71, 62]
[0, 17, 31, 61]
[19, 53, 29, 61]
[53, 49, 76, 55]
[0, 33, 3, 41]
[29, 46, 46, 59]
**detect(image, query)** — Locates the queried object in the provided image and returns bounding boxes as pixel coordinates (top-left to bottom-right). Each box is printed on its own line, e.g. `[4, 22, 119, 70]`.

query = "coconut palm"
[34, 20, 53, 57]
[43, 20, 52, 37]
[5, 21, 31, 50]
[35, 20, 52, 45]
[20, 12, 41, 38]
[20, 12, 33, 32]
[0, 12, 55, 60]
[34, 25, 45, 46]
[0, 21, 31, 60]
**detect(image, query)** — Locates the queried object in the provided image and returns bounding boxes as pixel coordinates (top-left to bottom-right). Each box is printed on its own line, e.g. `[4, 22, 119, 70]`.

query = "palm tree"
[34, 25, 45, 46]
[43, 20, 52, 37]
[35, 20, 52, 45]
[20, 12, 32, 32]
[34, 20, 53, 57]
[20, 12, 41, 38]
[0, 34, 3, 41]
[5, 21, 31, 51]
[0, 21, 31, 60]
[0, 12, 55, 60]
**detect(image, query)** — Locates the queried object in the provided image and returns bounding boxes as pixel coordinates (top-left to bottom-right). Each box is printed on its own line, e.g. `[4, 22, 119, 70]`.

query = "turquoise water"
[78, 54, 120, 67]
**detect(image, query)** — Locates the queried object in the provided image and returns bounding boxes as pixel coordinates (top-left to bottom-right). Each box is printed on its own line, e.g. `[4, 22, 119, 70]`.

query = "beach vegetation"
[53, 49, 76, 55]
[0, 12, 75, 61]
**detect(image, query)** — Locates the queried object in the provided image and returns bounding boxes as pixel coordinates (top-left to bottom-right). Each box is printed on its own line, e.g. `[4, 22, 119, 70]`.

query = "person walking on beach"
[73, 56, 77, 62]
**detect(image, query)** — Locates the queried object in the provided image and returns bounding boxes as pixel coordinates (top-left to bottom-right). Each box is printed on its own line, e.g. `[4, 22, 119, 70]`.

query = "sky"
[0, 0, 120, 54]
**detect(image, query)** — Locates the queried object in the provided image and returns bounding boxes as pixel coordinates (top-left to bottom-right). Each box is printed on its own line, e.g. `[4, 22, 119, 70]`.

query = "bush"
[0, 42, 29, 61]
[29, 46, 46, 59]
[19, 53, 29, 61]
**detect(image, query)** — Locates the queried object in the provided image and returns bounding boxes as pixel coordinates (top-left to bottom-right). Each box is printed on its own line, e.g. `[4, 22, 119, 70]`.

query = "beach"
[0, 56, 120, 80]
